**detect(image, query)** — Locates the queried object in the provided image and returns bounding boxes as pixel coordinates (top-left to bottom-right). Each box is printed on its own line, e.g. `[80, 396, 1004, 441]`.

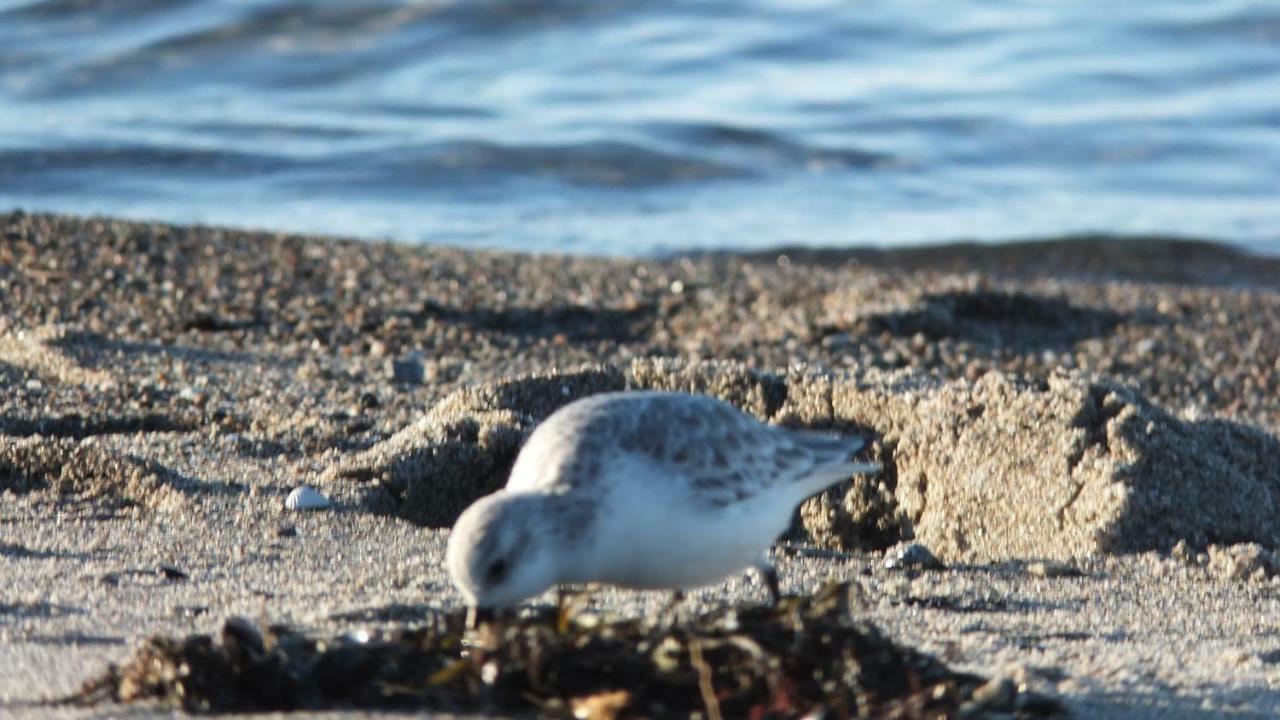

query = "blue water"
[1, 0, 1278, 256]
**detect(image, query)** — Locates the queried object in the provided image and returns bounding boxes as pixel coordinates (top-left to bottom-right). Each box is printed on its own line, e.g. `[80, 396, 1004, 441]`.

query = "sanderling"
[446, 391, 878, 611]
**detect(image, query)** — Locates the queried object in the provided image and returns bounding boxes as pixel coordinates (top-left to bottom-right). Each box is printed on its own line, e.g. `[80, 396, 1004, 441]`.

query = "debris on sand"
[65, 583, 1025, 717]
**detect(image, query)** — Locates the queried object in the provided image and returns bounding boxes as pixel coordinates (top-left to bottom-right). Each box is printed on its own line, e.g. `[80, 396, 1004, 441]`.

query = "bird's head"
[446, 492, 560, 611]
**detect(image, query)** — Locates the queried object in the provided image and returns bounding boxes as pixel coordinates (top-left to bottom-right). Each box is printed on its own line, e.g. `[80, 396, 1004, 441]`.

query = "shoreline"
[2, 210, 1279, 717]
[722, 234, 1280, 287]
[8, 205, 1280, 275]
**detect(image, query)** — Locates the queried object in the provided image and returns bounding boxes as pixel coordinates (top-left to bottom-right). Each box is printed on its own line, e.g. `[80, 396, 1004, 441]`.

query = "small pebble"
[222, 617, 265, 655]
[343, 629, 372, 644]
[285, 486, 331, 511]
[158, 565, 189, 581]
[884, 542, 944, 571]
[969, 676, 1016, 711]
[170, 605, 209, 618]
[1026, 561, 1082, 578]
[388, 352, 425, 385]
[1016, 691, 1064, 716]
[821, 332, 853, 350]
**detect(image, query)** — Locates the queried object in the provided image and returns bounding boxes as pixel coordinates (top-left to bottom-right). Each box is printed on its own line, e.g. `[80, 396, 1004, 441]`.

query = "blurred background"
[0, 0, 1277, 256]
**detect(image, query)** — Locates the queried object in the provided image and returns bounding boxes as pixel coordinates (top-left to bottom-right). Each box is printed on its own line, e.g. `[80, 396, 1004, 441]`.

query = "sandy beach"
[2, 210, 1280, 718]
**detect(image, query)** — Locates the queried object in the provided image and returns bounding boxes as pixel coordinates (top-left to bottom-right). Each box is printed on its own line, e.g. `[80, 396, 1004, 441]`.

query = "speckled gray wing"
[507, 392, 870, 508]
[648, 400, 870, 508]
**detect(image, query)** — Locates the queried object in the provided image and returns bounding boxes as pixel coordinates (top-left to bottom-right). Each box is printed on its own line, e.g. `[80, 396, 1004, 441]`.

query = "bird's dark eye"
[486, 558, 508, 582]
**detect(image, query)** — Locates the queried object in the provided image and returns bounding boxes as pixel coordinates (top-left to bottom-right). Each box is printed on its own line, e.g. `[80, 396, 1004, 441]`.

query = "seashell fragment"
[285, 485, 331, 511]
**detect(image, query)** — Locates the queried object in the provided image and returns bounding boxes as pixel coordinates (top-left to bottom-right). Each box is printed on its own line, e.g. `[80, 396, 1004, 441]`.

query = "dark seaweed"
[63, 583, 993, 718]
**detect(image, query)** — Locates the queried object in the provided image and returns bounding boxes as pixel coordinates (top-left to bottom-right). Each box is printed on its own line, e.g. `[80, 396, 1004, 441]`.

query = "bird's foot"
[757, 563, 782, 606]
[658, 589, 687, 630]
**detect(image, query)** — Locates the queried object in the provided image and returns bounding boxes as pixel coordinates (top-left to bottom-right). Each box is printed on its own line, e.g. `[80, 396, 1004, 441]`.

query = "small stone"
[1015, 691, 1064, 716]
[571, 689, 631, 720]
[883, 542, 943, 571]
[157, 565, 189, 581]
[1026, 561, 1081, 578]
[222, 617, 265, 656]
[1219, 648, 1252, 667]
[1206, 542, 1280, 582]
[423, 360, 441, 382]
[299, 360, 326, 381]
[170, 605, 209, 618]
[343, 629, 371, 644]
[285, 485, 331, 511]
[1171, 539, 1196, 565]
[821, 333, 853, 350]
[969, 677, 1016, 711]
[388, 352, 426, 385]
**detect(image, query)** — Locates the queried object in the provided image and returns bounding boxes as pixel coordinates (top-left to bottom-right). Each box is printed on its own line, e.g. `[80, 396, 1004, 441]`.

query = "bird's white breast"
[561, 455, 791, 591]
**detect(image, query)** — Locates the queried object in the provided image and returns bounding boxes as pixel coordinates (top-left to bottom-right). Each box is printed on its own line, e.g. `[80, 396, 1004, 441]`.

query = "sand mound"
[332, 359, 1280, 561]
[0, 324, 116, 388]
[327, 369, 626, 526]
[0, 435, 189, 512]
[0, 324, 200, 438]
[843, 371, 1280, 560]
[831, 283, 1124, 351]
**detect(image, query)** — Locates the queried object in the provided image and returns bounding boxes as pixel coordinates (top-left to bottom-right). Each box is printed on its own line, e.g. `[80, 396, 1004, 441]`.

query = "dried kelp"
[66, 584, 1026, 718]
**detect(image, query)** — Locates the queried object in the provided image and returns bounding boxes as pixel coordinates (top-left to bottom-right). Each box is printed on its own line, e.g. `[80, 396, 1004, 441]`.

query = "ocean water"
[1, 0, 1278, 256]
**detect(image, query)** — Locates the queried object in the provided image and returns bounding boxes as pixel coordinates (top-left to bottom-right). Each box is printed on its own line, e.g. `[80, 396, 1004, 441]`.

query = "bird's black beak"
[466, 605, 495, 630]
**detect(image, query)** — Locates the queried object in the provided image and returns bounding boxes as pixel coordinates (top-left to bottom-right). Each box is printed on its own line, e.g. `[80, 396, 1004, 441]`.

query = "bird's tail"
[791, 431, 881, 491]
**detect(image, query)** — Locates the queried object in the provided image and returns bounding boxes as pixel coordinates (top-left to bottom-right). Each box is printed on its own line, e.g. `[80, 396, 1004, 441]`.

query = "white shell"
[285, 485, 331, 511]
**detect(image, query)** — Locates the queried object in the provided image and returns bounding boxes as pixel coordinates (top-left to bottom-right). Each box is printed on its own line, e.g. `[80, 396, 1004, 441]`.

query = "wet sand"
[2, 210, 1280, 717]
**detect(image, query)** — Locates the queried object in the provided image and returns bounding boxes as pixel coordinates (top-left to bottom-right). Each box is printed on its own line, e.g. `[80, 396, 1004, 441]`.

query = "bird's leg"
[659, 589, 687, 629]
[555, 585, 594, 632]
[555, 586, 568, 629]
[755, 558, 782, 606]
[466, 605, 495, 630]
